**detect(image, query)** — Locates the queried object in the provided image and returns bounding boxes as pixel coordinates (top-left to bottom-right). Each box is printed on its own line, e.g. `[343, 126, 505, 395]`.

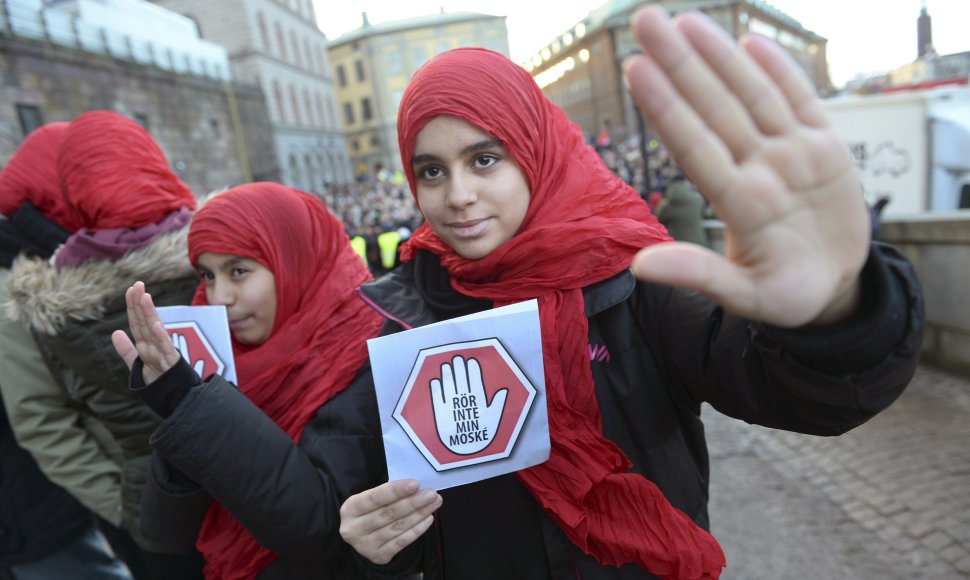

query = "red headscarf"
[186, 183, 383, 579]
[398, 49, 725, 579]
[0, 122, 74, 228]
[57, 111, 195, 231]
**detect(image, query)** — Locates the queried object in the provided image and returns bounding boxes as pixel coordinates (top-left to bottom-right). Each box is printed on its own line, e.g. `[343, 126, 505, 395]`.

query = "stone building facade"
[0, 0, 279, 194]
[152, 0, 353, 189]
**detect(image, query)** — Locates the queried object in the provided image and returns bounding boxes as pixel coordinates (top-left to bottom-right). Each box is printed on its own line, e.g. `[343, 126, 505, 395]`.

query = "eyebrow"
[198, 256, 249, 273]
[411, 138, 503, 167]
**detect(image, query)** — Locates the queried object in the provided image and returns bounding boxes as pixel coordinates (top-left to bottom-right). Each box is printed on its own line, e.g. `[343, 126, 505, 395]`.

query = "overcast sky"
[313, 0, 970, 88]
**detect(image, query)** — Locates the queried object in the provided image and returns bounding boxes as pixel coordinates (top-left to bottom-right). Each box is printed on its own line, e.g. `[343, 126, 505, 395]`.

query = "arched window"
[290, 84, 302, 125]
[273, 80, 287, 124]
[303, 38, 314, 74]
[315, 93, 326, 129]
[256, 12, 271, 52]
[275, 21, 287, 60]
[291, 32, 302, 68]
[303, 88, 315, 126]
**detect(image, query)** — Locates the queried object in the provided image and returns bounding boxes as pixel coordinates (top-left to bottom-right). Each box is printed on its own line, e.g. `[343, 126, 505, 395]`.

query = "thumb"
[487, 388, 508, 414]
[111, 330, 138, 371]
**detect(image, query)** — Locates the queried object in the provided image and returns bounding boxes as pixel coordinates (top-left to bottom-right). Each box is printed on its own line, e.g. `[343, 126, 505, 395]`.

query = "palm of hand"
[625, 7, 868, 327]
[712, 129, 868, 326]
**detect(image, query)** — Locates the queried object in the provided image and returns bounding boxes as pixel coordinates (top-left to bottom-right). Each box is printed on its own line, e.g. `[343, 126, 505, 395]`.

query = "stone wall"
[0, 33, 279, 194]
[707, 212, 970, 376]
[878, 213, 970, 375]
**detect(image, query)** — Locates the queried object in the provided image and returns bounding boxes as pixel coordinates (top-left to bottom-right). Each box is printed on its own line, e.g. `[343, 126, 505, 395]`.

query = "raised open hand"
[431, 356, 508, 455]
[624, 6, 867, 327]
[111, 281, 181, 385]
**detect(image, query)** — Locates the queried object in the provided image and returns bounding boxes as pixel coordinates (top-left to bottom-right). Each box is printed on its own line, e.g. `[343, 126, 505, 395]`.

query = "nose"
[445, 171, 477, 210]
[207, 279, 234, 306]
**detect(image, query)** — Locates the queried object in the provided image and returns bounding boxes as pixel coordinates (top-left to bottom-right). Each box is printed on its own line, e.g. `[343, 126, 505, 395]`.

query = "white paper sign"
[156, 305, 237, 385]
[368, 300, 549, 490]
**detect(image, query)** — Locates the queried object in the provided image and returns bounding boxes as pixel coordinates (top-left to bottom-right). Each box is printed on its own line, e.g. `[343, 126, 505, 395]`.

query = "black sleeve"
[146, 366, 394, 563]
[129, 357, 200, 418]
[139, 452, 213, 553]
[645, 241, 923, 435]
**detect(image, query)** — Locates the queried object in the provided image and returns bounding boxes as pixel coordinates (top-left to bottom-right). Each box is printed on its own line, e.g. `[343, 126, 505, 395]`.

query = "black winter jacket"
[132, 361, 388, 579]
[355, 242, 924, 580]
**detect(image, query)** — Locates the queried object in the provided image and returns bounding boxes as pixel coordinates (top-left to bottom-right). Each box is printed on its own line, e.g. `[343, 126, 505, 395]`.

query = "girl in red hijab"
[339, 6, 923, 580]
[113, 183, 385, 579]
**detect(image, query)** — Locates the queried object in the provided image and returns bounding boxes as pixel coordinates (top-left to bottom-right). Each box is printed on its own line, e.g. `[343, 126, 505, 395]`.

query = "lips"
[447, 217, 491, 238]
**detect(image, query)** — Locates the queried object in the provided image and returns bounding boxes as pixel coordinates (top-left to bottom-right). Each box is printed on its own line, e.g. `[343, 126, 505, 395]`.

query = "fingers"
[452, 355, 468, 394]
[340, 480, 442, 565]
[675, 12, 796, 136]
[741, 34, 827, 128]
[111, 330, 138, 370]
[624, 44, 734, 201]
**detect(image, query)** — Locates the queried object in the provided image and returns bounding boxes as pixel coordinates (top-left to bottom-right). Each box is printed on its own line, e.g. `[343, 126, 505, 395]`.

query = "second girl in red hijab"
[112, 183, 386, 579]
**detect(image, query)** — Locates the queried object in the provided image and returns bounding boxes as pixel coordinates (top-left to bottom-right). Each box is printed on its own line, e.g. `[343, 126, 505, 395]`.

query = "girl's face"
[196, 252, 277, 345]
[412, 116, 530, 260]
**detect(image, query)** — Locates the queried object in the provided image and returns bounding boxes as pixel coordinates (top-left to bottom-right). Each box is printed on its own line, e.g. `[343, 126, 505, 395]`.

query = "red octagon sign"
[165, 321, 225, 380]
[394, 338, 537, 471]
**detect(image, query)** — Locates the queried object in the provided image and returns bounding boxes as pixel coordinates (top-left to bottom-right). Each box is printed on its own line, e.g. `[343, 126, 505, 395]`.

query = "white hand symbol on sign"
[430, 355, 508, 455]
[171, 332, 206, 377]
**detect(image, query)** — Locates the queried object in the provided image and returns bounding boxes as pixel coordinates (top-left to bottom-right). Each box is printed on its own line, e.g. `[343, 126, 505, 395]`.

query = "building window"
[290, 84, 302, 125]
[343, 102, 355, 125]
[336, 64, 347, 87]
[326, 95, 336, 127]
[273, 80, 287, 123]
[370, 135, 381, 146]
[304, 88, 315, 125]
[355, 59, 365, 82]
[16, 104, 44, 136]
[361, 97, 372, 122]
[291, 33, 302, 68]
[351, 139, 360, 151]
[315, 93, 326, 128]
[256, 12, 270, 52]
[209, 119, 220, 138]
[303, 38, 314, 74]
[133, 113, 150, 130]
[275, 22, 287, 60]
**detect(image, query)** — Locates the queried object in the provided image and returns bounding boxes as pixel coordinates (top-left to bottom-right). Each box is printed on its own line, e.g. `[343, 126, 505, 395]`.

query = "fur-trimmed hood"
[5, 224, 195, 334]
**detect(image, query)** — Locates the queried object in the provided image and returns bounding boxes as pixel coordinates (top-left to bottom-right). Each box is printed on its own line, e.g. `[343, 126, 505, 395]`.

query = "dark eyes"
[416, 154, 499, 180]
[473, 154, 498, 169]
[419, 166, 444, 180]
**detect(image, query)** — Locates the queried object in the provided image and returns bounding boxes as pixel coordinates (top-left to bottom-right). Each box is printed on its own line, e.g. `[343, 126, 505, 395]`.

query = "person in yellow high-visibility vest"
[349, 235, 367, 267]
[376, 230, 401, 271]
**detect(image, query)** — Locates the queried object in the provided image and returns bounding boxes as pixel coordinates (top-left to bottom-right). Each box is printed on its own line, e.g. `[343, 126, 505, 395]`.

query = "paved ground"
[706, 363, 970, 579]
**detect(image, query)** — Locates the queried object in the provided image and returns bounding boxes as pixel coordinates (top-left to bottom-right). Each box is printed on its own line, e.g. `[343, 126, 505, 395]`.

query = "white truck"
[823, 87, 970, 217]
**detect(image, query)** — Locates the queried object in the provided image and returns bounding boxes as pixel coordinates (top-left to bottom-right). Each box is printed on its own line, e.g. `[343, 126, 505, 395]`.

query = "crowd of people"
[1, 6, 923, 580]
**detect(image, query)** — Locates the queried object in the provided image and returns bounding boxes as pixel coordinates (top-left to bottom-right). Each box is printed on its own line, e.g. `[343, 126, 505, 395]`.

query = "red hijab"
[186, 183, 383, 579]
[57, 111, 195, 231]
[0, 123, 74, 228]
[398, 49, 724, 579]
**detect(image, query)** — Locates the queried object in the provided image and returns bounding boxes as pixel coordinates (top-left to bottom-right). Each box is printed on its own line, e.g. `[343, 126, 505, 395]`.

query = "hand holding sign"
[171, 331, 206, 377]
[111, 281, 181, 384]
[431, 356, 507, 455]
